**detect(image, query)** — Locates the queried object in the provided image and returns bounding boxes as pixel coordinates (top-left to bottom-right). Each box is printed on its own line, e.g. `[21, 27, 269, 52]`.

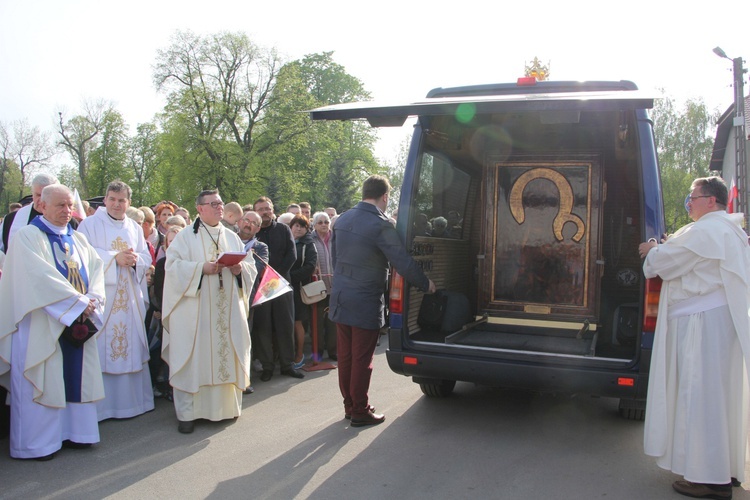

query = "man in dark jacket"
[330, 175, 435, 427]
[238, 210, 269, 394]
[252, 197, 304, 381]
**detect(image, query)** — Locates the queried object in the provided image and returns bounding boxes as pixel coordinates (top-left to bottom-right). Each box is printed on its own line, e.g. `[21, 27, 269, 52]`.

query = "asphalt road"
[1, 339, 748, 500]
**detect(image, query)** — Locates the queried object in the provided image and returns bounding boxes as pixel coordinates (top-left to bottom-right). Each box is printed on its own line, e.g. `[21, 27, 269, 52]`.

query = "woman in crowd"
[288, 215, 317, 369]
[154, 201, 177, 236]
[149, 226, 182, 402]
[139, 206, 160, 261]
[311, 211, 337, 361]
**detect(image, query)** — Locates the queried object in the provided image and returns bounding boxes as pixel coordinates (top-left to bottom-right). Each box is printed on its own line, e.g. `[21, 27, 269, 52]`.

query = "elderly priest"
[0, 184, 105, 460]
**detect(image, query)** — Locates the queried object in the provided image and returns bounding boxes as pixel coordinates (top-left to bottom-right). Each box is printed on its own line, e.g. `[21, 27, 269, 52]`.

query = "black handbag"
[60, 317, 98, 348]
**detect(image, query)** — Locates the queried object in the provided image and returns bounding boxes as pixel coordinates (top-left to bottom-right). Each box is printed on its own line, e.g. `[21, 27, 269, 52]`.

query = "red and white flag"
[728, 177, 739, 214]
[72, 188, 87, 221]
[251, 264, 292, 307]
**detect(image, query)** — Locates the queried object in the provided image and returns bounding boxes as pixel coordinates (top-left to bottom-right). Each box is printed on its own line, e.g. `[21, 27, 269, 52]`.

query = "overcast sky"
[1, 0, 747, 165]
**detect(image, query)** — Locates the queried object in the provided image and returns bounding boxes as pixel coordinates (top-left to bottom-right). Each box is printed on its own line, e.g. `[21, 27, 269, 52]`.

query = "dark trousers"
[253, 293, 295, 372]
[313, 297, 337, 360]
[336, 323, 379, 417]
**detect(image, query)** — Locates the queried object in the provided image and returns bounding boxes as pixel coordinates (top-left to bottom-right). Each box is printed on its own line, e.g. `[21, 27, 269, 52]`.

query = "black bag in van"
[418, 290, 471, 334]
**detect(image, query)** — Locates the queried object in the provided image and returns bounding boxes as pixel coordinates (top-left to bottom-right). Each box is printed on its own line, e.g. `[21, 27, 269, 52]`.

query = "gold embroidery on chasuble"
[111, 273, 130, 314]
[216, 286, 231, 382]
[110, 236, 130, 252]
[110, 322, 129, 361]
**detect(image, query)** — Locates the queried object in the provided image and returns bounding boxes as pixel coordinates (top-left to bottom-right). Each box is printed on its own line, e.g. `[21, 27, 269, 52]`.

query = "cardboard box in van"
[309, 80, 666, 419]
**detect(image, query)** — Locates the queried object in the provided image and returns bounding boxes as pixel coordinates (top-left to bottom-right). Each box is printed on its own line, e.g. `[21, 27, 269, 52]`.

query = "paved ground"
[1, 339, 748, 499]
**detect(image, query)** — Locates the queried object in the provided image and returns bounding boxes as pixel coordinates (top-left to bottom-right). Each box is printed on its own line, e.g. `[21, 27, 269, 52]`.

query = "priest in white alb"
[77, 180, 154, 421]
[162, 189, 256, 433]
[0, 184, 105, 460]
[639, 176, 750, 499]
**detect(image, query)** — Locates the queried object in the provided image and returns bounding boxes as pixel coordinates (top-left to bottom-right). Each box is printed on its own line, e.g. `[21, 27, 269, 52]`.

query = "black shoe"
[350, 411, 385, 428]
[672, 480, 732, 499]
[329, 354, 338, 361]
[260, 370, 273, 382]
[33, 453, 56, 461]
[243, 385, 255, 394]
[62, 440, 92, 449]
[281, 368, 304, 379]
[731, 478, 741, 487]
[178, 420, 194, 434]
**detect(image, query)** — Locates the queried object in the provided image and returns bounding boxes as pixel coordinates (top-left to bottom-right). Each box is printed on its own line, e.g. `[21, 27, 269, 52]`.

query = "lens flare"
[455, 103, 476, 123]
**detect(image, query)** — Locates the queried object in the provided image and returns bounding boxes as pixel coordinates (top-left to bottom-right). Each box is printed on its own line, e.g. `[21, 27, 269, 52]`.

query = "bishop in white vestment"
[0, 185, 105, 459]
[162, 190, 256, 433]
[640, 177, 750, 495]
[77, 182, 154, 420]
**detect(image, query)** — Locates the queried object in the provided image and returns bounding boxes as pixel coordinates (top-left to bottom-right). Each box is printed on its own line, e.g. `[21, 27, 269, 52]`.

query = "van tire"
[419, 379, 456, 398]
[618, 399, 646, 421]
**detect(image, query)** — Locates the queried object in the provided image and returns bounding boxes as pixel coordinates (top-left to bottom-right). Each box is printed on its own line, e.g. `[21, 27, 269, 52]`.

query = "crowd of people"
[0, 173, 433, 461]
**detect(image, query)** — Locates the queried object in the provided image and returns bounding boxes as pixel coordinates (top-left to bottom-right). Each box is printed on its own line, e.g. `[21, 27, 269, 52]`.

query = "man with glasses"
[238, 210, 268, 393]
[252, 196, 303, 381]
[161, 189, 257, 433]
[639, 176, 750, 499]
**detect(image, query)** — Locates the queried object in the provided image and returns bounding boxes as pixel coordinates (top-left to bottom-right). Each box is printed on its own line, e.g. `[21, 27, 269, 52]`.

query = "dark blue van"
[310, 79, 665, 419]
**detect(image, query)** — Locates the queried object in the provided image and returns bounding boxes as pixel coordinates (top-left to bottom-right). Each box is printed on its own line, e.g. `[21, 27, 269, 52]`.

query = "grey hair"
[106, 180, 132, 200]
[312, 211, 330, 226]
[40, 184, 72, 203]
[32, 173, 59, 188]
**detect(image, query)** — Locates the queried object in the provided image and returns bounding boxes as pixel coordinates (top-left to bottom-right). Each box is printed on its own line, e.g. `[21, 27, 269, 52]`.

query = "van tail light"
[389, 271, 404, 314]
[642, 277, 662, 332]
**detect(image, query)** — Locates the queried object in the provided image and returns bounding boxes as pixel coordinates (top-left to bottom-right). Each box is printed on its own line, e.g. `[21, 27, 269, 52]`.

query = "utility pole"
[714, 47, 748, 228]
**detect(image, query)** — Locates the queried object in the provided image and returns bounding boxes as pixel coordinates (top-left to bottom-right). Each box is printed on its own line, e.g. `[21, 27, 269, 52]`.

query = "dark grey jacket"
[330, 202, 429, 329]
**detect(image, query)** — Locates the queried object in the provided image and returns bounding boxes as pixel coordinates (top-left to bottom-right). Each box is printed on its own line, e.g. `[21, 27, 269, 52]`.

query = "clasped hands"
[115, 248, 138, 267]
[82, 298, 97, 319]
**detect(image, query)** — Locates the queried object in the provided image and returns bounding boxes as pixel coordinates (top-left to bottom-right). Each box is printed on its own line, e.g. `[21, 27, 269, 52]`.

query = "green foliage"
[651, 94, 719, 233]
[127, 122, 162, 206]
[88, 109, 130, 196]
[57, 100, 112, 198]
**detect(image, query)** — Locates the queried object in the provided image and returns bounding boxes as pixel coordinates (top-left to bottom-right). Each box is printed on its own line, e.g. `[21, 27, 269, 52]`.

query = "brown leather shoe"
[672, 480, 732, 499]
[350, 410, 385, 428]
[344, 405, 375, 420]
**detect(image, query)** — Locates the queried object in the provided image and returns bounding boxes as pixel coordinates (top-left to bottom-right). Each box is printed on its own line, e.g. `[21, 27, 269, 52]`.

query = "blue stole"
[30, 216, 90, 402]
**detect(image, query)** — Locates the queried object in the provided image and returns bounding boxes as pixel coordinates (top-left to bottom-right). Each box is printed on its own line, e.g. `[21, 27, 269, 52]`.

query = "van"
[309, 79, 665, 419]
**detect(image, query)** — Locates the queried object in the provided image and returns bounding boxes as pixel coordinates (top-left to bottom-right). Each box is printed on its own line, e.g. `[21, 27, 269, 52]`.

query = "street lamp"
[714, 46, 748, 229]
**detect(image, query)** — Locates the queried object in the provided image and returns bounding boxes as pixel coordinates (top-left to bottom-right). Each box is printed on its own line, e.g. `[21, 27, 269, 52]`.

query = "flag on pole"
[251, 264, 292, 307]
[72, 189, 87, 221]
[728, 177, 739, 214]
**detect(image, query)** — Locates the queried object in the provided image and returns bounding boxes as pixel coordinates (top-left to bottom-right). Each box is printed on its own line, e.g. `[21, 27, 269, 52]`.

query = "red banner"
[251, 264, 292, 307]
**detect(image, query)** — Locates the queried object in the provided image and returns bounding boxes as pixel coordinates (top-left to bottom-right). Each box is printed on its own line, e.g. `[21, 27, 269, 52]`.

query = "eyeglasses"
[316, 221, 330, 225]
[242, 220, 260, 226]
[199, 201, 224, 209]
[686, 195, 712, 202]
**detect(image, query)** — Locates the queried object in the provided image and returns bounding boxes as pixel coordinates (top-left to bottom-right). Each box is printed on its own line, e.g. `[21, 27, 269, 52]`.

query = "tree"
[259, 52, 380, 211]
[651, 94, 719, 233]
[57, 99, 113, 197]
[153, 30, 282, 201]
[127, 122, 162, 206]
[88, 109, 130, 195]
[383, 135, 412, 212]
[0, 119, 56, 200]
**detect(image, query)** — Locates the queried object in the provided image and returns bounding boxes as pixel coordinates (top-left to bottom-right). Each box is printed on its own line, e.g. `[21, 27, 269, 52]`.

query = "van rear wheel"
[419, 379, 456, 398]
